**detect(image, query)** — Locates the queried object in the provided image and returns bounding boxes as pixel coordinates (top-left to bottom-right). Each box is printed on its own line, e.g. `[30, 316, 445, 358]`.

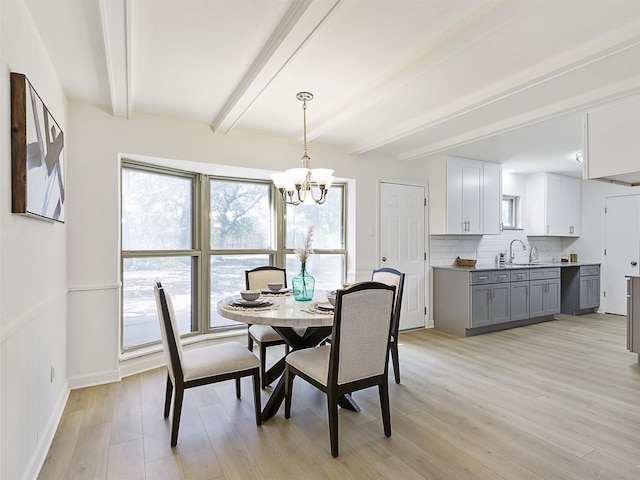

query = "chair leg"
[235, 377, 241, 398]
[170, 387, 184, 447]
[164, 373, 173, 418]
[284, 367, 294, 419]
[328, 394, 340, 457]
[260, 343, 268, 388]
[247, 326, 254, 351]
[251, 369, 262, 426]
[378, 381, 392, 438]
[390, 341, 401, 384]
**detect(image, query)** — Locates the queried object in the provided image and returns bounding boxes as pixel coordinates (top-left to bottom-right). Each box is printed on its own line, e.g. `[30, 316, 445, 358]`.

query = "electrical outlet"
[50, 364, 55, 383]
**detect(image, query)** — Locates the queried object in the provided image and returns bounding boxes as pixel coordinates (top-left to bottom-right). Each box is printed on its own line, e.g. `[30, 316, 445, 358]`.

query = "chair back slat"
[330, 282, 395, 385]
[245, 266, 287, 290]
[154, 281, 184, 383]
[372, 268, 405, 337]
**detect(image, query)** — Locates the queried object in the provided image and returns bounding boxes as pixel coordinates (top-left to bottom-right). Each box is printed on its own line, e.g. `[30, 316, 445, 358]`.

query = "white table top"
[217, 290, 334, 328]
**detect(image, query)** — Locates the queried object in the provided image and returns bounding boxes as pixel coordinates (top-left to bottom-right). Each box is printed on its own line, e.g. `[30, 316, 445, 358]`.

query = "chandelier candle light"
[270, 92, 335, 205]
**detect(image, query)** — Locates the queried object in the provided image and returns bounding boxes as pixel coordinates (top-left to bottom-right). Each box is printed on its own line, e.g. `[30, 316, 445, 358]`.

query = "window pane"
[285, 185, 344, 249]
[210, 254, 270, 328]
[210, 179, 272, 249]
[122, 256, 194, 349]
[502, 199, 513, 227]
[122, 168, 192, 250]
[286, 254, 344, 291]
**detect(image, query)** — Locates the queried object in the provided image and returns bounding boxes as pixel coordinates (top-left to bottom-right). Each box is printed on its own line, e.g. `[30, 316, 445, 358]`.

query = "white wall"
[0, 1, 69, 479]
[66, 101, 420, 386]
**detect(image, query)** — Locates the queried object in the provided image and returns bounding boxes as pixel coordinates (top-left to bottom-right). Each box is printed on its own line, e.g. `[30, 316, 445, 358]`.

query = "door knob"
[632, 261, 638, 266]
[381, 257, 387, 262]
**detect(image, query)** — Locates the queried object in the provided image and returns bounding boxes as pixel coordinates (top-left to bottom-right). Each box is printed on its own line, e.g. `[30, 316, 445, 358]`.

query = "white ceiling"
[24, 0, 640, 177]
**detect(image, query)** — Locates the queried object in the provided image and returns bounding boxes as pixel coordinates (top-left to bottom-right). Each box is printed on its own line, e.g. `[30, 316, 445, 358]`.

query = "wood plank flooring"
[38, 313, 640, 479]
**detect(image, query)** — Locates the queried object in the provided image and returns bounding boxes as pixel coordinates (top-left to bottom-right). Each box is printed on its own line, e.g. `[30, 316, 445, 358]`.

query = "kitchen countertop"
[432, 262, 599, 272]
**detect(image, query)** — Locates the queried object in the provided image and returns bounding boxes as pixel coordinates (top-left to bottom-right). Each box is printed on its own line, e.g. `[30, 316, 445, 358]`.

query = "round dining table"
[217, 290, 360, 421]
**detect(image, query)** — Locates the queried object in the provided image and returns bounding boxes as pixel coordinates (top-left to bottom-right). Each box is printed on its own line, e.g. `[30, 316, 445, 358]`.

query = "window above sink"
[502, 195, 523, 230]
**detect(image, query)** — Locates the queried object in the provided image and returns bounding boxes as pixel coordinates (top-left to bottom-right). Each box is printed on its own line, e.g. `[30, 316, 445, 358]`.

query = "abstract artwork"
[11, 72, 65, 222]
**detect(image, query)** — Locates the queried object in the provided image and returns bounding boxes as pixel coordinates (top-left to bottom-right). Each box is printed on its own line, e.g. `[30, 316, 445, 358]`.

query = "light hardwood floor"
[38, 313, 640, 479]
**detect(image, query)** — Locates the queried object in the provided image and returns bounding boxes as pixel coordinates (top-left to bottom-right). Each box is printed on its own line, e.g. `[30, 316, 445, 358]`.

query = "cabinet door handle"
[631, 261, 638, 267]
[477, 276, 489, 280]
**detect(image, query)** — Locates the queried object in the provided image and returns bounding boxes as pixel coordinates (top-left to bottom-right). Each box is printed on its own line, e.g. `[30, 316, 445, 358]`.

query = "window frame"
[501, 194, 522, 230]
[120, 161, 202, 351]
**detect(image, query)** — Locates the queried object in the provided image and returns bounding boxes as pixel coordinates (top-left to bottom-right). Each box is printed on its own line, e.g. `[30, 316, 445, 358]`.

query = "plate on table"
[261, 288, 291, 295]
[314, 302, 335, 312]
[229, 299, 274, 308]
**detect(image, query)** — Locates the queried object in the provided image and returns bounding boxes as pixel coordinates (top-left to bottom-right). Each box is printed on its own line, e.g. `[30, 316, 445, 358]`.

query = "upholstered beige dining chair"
[154, 281, 262, 447]
[284, 281, 396, 457]
[372, 267, 405, 384]
[245, 266, 288, 387]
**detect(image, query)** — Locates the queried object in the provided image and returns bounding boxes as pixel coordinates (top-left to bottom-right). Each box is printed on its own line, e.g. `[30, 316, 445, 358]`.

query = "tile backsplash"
[429, 233, 563, 267]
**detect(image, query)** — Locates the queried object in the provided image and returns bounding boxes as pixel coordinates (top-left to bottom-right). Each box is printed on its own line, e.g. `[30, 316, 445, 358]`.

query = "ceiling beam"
[212, 0, 341, 134]
[98, 0, 134, 118]
[396, 74, 640, 163]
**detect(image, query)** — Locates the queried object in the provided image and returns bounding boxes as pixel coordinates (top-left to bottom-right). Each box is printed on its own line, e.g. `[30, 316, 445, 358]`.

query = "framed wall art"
[11, 72, 65, 222]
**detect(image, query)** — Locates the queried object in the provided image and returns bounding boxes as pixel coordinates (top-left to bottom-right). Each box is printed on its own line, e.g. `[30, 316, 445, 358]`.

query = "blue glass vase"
[292, 263, 315, 301]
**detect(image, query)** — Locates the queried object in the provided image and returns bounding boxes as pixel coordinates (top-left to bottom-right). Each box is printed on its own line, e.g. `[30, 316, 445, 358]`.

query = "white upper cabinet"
[525, 173, 581, 237]
[428, 156, 502, 235]
[584, 94, 640, 186]
[482, 162, 503, 235]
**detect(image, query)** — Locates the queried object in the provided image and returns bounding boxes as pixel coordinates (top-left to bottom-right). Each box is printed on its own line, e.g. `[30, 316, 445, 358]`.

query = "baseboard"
[68, 369, 121, 390]
[24, 381, 70, 480]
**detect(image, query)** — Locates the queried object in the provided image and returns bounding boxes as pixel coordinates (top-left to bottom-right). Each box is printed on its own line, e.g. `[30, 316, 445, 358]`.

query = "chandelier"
[270, 92, 335, 205]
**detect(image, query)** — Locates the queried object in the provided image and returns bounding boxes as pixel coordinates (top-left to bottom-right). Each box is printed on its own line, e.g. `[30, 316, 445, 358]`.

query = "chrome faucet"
[509, 239, 527, 264]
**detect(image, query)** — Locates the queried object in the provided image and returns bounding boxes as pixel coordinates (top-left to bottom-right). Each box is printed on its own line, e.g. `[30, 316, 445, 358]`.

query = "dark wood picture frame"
[11, 72, 65, 222]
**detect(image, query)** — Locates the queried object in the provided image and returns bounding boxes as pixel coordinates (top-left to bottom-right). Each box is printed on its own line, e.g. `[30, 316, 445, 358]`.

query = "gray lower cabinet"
[561, 264, 600, 314]
[529, 267, 561, 317]
[510, 269, 530, 321]
[434, 266, 563, 336]
[471, 282, 510, 327]
[579, 272, 600, 310]
[510, 281, 530, 321]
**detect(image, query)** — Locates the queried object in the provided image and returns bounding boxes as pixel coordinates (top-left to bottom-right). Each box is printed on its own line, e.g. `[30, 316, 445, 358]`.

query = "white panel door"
[380, 182, 425, 330]
[603, 195, 640, 315]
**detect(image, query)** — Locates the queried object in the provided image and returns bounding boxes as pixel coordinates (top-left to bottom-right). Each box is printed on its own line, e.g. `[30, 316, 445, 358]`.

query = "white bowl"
[267, 282, 283, 292]
[326, 292, 336, 306]
[240, 290, 261, 301]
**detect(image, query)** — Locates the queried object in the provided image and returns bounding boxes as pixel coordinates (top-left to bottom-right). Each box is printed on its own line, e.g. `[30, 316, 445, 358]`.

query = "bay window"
[121, 160, 346, 352]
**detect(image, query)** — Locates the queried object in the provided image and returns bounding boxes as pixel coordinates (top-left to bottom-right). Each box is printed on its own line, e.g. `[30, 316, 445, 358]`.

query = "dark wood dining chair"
[153, 281, 262, 447]
[245, 266, 288, 388]
[372, 267, 406, 384]
[284, 281, 396, 457]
